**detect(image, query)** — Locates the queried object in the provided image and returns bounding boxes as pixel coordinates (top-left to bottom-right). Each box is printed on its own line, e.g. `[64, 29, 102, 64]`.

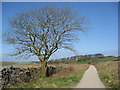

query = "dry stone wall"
[0, 65, 63, 88]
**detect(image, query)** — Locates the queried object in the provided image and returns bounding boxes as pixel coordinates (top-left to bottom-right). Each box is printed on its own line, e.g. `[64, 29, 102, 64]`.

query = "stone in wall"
[0, 65, 64, 88]
[1, 66, 41, 88]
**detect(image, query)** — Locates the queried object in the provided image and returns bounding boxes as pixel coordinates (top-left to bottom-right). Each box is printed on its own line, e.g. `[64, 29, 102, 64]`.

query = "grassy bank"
[7, 64, 89, 88]
[95, 61, 119, 88]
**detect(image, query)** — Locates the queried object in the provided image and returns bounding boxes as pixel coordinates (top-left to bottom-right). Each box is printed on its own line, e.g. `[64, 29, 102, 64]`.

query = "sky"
[1, 2, 118, 62]
[1, 0, 119, 2]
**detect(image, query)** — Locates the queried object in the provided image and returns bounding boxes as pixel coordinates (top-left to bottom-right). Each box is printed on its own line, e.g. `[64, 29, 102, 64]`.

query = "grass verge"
[94, 61, 119, 88]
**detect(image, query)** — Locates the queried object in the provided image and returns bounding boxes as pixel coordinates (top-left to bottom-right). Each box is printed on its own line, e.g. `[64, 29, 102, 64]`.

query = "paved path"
[75, 65, 105, 88]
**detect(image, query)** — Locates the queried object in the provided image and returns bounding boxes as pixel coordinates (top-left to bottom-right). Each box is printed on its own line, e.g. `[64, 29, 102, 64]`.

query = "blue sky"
[2, 2, 118, 62]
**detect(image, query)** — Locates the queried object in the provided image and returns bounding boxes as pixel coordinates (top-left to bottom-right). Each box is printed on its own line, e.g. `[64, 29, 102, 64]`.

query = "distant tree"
[94, 53, 104, 58]
[4, 5, 87, 78]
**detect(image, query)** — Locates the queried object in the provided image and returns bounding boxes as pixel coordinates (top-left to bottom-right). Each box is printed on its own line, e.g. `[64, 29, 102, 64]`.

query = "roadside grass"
[7, 64, 89, 88]
[94, 61, 119, 88]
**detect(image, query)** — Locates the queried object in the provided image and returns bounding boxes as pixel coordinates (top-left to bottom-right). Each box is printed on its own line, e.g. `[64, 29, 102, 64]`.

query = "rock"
[52, 83, 57, 88]
[67, 80, 72, 82]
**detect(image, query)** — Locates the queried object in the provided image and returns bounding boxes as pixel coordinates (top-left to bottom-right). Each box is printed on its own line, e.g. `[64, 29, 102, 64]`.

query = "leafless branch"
[4, 5, 88, 61]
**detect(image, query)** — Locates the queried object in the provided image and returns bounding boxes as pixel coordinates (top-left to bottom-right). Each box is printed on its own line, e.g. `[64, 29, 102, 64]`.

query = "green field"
[48, 57, 118, 65]
[0, 61, 30, 66]
[76, 57, 118, 64]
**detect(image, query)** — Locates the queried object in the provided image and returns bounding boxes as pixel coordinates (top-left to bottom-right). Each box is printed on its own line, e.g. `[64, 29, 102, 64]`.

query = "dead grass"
[55, 64, 75, 77]
[11, 63, 41, 68]
[95, 61, 119, 88]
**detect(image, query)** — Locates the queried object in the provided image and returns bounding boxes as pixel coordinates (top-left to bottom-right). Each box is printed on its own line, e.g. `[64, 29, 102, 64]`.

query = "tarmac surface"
[75, 65, 105, 88]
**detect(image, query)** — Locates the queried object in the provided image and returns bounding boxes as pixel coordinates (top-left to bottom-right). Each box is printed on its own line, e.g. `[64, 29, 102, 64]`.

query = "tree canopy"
[4, 5, 87, 61]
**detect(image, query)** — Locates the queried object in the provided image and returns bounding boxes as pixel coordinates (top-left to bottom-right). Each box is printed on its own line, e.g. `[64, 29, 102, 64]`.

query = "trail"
[75, 65, 105, 88]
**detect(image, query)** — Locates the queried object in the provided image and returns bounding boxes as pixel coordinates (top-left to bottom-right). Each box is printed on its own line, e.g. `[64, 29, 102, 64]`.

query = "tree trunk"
[40, 60, 47, 78]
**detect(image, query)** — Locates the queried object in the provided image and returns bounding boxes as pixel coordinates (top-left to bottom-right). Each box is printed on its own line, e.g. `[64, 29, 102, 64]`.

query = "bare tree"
[4, 5, 87, 77]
